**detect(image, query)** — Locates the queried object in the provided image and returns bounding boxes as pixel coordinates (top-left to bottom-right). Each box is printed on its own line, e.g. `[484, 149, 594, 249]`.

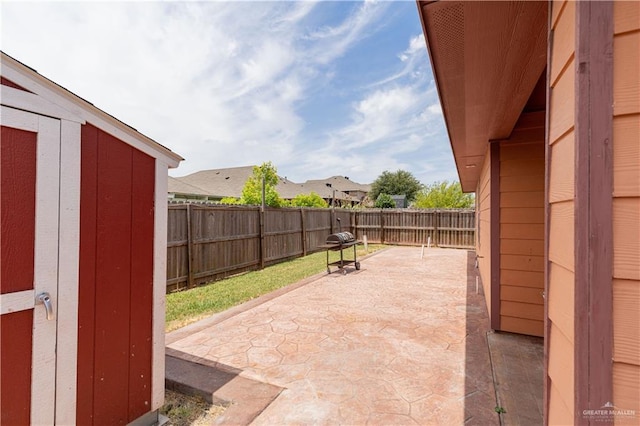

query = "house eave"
[417, 1, 548, 192]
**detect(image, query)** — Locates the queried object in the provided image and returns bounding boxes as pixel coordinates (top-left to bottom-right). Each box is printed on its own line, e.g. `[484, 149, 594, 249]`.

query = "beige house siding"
[547, 0, 575, 422]
[499, 140, 545, 337]
[612, 0, 640, 416]
[476, 146, 492, 315]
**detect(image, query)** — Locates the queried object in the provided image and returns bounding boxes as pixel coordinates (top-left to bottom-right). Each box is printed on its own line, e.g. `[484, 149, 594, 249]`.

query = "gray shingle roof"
[173, 166, 363, 201]
[294, 181, 353, 201]
[175, 166, 255, 199]
[167, 176, 214, 197]
[304, 176, 371, 193]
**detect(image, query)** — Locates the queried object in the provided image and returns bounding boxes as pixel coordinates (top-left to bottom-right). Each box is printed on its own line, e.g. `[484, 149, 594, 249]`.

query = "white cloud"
[427, 103, 443, 115]
[367, 33, 427, 89]
[1, 2, 457, 185]
[286, 33, 454, 184]
[303, 1, 388, 65]
[336, 85, 422, 149]
[1, 2, 323, 174]
[400, 34, 425, 61]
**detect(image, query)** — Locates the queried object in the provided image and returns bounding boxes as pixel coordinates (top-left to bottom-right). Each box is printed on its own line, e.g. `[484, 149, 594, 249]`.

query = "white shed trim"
[152, 160, 170, 410]
[55, 119, 81, 425]
[1, 85, 84, 123]
[30, 113, 61, 426]
[0, 290, 35, 314]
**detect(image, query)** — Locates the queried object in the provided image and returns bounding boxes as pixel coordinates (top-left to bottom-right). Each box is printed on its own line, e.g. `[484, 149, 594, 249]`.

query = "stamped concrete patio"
[166, 247, 501, 425]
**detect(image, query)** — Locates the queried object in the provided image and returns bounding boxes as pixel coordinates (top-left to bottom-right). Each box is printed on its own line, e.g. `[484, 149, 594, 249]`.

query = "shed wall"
[77, 124, 155, 425]
[547, 0, 576, 422]
[612, 0, 640, 414]
[476, 147, 492, 315]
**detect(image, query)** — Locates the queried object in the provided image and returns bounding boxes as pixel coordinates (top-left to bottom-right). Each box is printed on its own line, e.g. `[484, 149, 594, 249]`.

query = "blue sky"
[1, 1, 457, 185]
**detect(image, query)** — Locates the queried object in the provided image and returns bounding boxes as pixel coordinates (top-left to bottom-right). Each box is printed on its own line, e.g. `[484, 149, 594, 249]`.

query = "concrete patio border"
[165, 349, 284, 425]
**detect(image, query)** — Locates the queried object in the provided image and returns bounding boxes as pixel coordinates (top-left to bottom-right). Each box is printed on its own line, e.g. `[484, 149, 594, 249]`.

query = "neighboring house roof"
[294, 180, 356, 202]
[174, 166, 360, 202]
[175, 166, 256, 199]
[167, 176, 215, 197]
[304, 176, 371, 194]
[275, 179, 308, 200]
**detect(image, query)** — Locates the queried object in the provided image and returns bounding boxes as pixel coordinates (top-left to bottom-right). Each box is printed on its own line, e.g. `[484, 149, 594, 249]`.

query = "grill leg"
[326, 249, 330, 274]
[353, 245, 360, 270]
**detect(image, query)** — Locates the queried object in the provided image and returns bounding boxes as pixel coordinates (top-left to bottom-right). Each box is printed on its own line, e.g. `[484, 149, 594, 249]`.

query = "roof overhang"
[417, 1, 548, 192]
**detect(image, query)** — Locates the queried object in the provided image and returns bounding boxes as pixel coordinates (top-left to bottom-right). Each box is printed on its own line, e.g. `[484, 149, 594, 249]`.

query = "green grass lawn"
[166, 244, 386, 332]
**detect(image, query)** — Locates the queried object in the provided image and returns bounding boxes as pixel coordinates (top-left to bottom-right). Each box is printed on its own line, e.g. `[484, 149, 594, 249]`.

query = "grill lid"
[326, 232, 355, 244]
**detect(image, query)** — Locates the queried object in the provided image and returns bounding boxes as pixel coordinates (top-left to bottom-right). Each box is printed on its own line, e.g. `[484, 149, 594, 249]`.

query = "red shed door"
[1, 106, 60, 425]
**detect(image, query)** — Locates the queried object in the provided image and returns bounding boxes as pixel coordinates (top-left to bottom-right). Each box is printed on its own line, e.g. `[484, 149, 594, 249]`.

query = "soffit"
[418, 1, 548, 192]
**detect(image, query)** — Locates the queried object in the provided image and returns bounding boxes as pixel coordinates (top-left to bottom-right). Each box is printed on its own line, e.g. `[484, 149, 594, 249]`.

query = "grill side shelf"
[317, 241, 359, 251]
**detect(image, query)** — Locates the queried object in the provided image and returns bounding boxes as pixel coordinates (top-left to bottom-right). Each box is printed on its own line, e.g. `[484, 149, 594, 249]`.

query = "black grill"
[326, 232, 356, 245]
[320, 220, 360, 274]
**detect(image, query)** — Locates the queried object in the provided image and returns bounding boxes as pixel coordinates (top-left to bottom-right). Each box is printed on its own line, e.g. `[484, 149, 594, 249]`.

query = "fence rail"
[166, 205, 475, 292]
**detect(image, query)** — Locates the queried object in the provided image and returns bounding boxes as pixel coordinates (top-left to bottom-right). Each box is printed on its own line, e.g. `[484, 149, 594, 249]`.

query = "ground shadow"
[464, 250, 545, 425]
[464, 250, 501, 424]
[165, 348, 283, 425]
[165, 348, 242, 400]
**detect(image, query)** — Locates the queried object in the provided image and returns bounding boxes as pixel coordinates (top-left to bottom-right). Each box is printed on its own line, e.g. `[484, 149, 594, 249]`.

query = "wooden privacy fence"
[355, 209, 476, 248]
[167, 205, 475, 292]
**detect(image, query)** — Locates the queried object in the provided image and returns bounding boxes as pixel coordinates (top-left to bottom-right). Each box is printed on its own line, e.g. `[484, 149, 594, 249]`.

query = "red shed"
[1, 52, 183, 425]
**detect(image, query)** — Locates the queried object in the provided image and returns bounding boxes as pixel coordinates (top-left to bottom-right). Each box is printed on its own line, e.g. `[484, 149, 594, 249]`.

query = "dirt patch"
[161, 389, 228, 426]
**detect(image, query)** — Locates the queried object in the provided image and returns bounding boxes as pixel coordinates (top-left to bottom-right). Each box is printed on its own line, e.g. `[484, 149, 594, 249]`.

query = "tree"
[219, 197, 240, 204]
[240, 162, 284, 207]
[375, 193, 396, 209]
[370, 170, 423, 203]
[289, 192, 329, 208]
[413, 180, 474, 208]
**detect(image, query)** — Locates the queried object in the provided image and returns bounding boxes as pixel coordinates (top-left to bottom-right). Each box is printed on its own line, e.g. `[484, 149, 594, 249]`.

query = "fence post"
[350, 210, 355, 235]
[434, 210, 440, 247]
[354, 210, 359, 239]
[300, 207, 307, 256]
[186, 204, 195, 288]
[260, 207, 265, 269]
[380, 209, 385, 244]
[330, 208, 335, 234]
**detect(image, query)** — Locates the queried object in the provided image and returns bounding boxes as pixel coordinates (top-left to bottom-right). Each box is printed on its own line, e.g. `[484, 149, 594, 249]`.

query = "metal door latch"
[36, 292, 54, 320]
